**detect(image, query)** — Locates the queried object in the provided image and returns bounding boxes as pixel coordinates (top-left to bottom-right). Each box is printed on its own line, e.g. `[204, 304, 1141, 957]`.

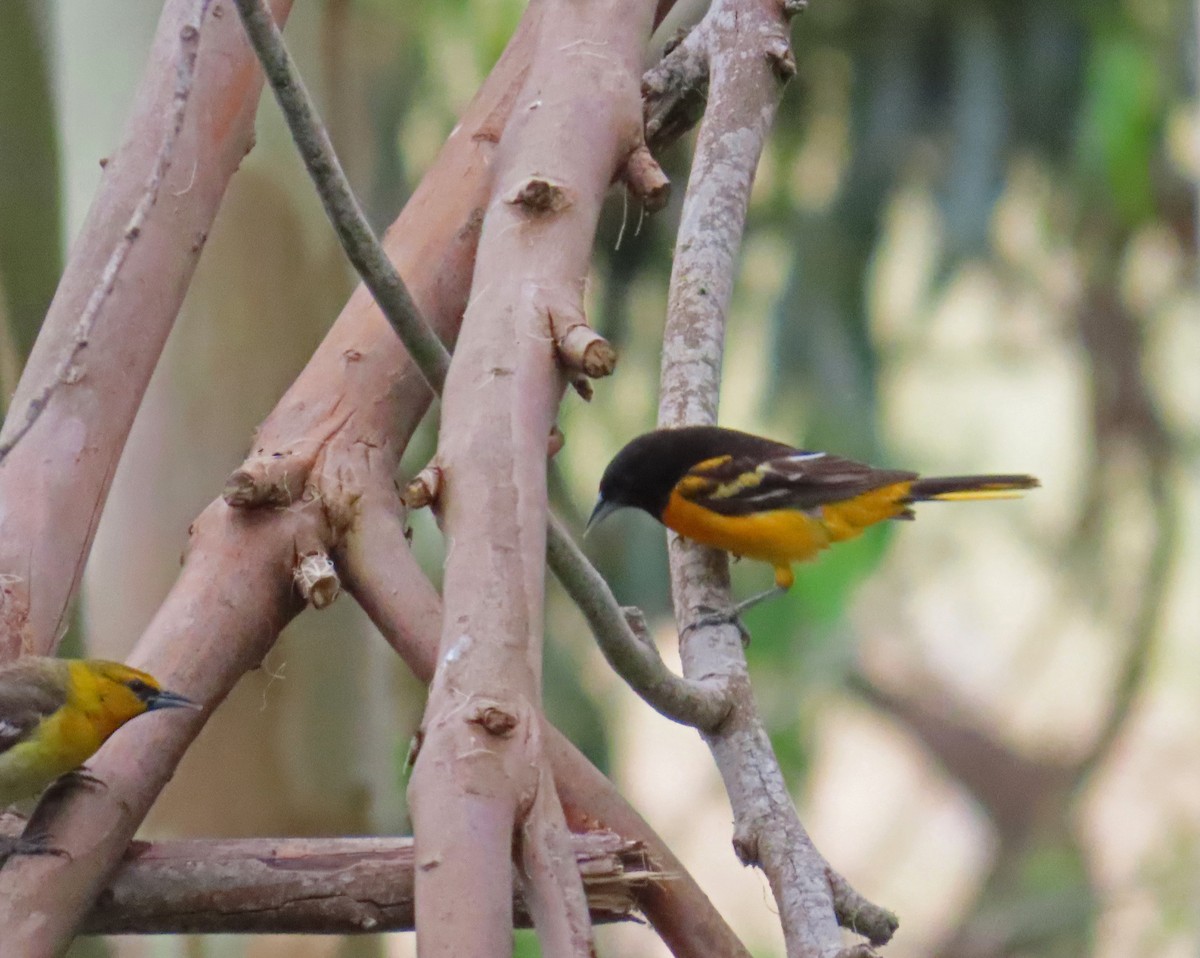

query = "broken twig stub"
[294, 552, 339, 609]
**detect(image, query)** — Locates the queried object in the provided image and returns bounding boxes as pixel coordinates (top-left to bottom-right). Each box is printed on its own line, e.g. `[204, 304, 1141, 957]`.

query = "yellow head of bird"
[67, 660, 199, 734]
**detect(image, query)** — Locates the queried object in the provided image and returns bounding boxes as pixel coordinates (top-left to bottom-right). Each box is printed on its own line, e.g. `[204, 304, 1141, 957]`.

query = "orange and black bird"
[588, 426, 1038, 620]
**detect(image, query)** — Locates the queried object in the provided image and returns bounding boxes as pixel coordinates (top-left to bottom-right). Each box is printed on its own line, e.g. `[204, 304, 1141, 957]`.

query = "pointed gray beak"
[147, 689, 203, 712]
[585, 497, 620, 536]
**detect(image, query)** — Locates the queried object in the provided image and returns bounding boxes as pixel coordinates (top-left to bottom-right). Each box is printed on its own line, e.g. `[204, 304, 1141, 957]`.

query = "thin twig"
[653, 0, 892, 956]
[546, 516, 728, 728]
[0, 4, 205, 465]
[232, 0, 451, 391]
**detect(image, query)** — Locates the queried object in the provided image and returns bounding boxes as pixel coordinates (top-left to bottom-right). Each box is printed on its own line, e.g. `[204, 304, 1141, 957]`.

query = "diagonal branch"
[652, 1, 894, 956]
[0, 7, 536, 949]
[0, 4, 203, 465]
[0, 0, 297, 662]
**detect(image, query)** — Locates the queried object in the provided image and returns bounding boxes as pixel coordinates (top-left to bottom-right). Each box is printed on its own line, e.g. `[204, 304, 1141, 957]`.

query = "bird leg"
[687, 586, 788, 638]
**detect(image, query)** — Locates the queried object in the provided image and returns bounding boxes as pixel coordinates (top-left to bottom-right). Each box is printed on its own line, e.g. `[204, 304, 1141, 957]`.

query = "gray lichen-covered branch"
[651, 0, 896, 956]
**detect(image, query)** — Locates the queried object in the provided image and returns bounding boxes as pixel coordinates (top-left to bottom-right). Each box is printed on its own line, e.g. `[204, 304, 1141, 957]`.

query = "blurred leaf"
[513, 928, 541, 958]
[938, 7, 1008, 259]
[0, 0, 62, 369]
[1077, 35, 1163, 225]
[543, 614, 613, 775]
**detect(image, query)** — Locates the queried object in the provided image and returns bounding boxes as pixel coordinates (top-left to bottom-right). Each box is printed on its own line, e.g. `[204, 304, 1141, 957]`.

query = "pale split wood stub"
[402, 464, 443, 510]
[556, 322, 618, 379]
[622, 143, 671, 212]
[293, 551, 339, 609]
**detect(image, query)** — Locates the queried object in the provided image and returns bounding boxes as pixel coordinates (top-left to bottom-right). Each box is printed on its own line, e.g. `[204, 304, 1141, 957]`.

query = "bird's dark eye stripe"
[126, 679, 154, 697]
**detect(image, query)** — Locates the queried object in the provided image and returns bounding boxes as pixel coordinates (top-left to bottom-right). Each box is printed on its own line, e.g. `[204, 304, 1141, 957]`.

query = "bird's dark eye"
[126, 679, 154, 699]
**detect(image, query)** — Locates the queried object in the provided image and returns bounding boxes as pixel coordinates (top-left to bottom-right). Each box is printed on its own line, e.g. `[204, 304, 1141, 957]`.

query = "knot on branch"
[621, 144, 670, 213]
[224, 452, 306, 508]
[468, 703, 520, 738]
[731, 825, 760, 866]
[505, 176, 572, 214]
[764, 36, 797, 83]
[402, 464, 443, 510]
[621, 607, 653, 648]
[294, 551, 340, 609]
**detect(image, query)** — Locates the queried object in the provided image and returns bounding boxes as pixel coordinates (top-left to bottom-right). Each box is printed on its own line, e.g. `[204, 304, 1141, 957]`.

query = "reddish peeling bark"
[0, 0, 295, 662]
[407, 1, 658, 955]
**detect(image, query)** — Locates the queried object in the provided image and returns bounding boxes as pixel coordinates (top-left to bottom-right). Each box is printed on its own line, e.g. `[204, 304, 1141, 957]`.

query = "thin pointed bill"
[148, 690, 203, 711]
[585, 497, 620, 536]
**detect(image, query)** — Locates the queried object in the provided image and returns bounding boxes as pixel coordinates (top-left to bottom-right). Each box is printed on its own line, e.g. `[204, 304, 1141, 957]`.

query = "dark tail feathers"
[907, 474, 1039, 503]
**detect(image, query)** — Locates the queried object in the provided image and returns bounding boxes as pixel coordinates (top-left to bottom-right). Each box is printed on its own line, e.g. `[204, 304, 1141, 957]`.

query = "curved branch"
[546, 516, 729, 728]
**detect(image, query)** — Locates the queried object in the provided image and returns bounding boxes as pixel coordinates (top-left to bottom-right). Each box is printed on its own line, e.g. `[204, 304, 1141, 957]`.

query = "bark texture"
[652, 1, 895, 956]
[407, 1, 658, 954]
[340, 494, 754, 958]
[0, 11, 535, 951]
[70, 831, 654, 934]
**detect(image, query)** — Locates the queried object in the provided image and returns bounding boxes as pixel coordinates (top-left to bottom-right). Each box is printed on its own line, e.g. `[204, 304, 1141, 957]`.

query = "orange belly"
[660, 482, 913, 588]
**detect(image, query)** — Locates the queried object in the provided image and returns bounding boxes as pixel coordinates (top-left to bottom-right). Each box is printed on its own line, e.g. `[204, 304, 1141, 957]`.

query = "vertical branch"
[652, 1, 893, 957]
[408, 1, 654, 955]
[0, 0, 296, 661]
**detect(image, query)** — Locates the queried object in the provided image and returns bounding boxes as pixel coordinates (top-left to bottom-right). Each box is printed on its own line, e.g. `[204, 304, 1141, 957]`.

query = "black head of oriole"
[589, 426, 1038, 599]
[0, 657, 198, 809]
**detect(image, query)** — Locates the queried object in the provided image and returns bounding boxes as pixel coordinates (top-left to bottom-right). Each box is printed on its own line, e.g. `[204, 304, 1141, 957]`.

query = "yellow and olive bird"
[589, 426, 1038, 620]
[0, 657, 198, 811]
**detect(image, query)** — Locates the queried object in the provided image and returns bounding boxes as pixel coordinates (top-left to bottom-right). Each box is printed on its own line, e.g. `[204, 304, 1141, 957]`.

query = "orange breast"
[660, 481, 914, 569]
[661, 491, 831, 567]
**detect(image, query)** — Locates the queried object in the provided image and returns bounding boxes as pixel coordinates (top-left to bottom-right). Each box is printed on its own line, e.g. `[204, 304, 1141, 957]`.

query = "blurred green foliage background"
[1, 0, 1197, 957]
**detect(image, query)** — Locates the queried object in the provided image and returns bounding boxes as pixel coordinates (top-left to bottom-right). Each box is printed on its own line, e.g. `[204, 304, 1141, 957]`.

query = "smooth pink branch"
[0, 0, 295, 661]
